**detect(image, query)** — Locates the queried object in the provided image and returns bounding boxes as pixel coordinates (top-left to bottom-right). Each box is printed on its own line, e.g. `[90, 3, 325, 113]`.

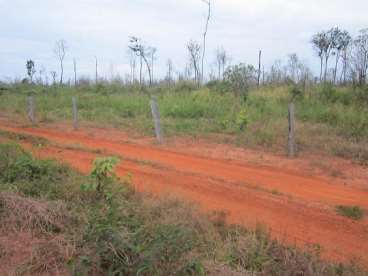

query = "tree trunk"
[257, 50, 262, 87]
[319, 56, 323, 83]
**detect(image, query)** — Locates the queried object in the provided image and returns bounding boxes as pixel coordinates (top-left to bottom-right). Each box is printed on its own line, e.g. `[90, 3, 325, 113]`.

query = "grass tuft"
[336, 205, 364, 220]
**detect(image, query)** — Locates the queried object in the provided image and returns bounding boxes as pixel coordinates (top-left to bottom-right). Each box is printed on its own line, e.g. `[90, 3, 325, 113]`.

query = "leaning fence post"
[27, 95, 35, 124]
[150, 96, 163, 143]
[288, 102, 296, 158]
[72, 96, 78, 130]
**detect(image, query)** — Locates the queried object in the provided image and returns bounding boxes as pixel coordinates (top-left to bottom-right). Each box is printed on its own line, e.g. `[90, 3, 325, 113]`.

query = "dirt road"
[0, 121, 367, 266]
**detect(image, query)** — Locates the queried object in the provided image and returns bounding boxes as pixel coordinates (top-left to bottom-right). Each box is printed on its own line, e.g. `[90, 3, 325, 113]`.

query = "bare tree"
[215, 46, 229, 80]
[50, 71, 57, 85]
[37, 65, 46, 85]
[287, 53, 300, 83]
[352, 28, 368, 85]
[73, 58, 77, 86]
[201, 0, 212, 83]
[187, 40, 201, 85]
[95, 56, 98, 85]
[166, 59, 174, 86]
[312, 32, 326, 82]
[128, 50, 137, 84]
[129, 36, 153, 87]
[257, 50, 262, 87]
[150, 47, 157, 84]
[331, 28, 351, 84]
[53, 40, 67, 85]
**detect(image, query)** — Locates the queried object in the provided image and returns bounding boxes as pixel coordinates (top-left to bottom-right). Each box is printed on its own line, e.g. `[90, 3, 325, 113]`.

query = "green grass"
[0, 82, 367, 163]
[336, 205, 365, 220]
[0, 142, 364, 275]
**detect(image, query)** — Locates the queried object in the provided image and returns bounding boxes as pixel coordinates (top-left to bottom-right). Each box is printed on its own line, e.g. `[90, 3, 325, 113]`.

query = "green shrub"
[236, 108, 248, 131]
[336, 205, 364, 220]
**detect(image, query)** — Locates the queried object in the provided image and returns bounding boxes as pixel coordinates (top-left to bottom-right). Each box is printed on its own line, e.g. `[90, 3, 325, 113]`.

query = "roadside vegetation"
[0, 142, 364, 275]
[0, 82, 367, 164]
[336, 205, 365, 221]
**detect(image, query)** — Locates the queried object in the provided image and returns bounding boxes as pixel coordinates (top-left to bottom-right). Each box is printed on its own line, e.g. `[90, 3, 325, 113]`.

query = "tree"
[257, 50, 262, 87]
[331, 29, 351, 84]
[26, 60, 36, 83]
[287, 53, 300, 83]
[73, 58, 77, 86]
[312, 32, 326, 82]
[166, 59, 174, 86]
[187, 40, 201, 85]
[95, 56, 98, 85]
[150, 47, 157, 84]
[50, 71, 57, 85]
[224, 63, 256, 100]
[200, 0, 212, 84]
[129, 37, 153, 87]
[215, 46, 229, 80]
[352, 28, 368, 85]
[53, 40, 67, 85]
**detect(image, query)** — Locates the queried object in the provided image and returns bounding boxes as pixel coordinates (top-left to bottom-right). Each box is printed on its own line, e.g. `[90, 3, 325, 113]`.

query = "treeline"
[7, 27, 368, 90]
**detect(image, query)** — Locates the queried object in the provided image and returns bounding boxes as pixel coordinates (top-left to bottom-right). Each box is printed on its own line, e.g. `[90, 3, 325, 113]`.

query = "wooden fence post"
[288, 102, 296, 158]
[27, 96, 35, 124]
[72, 96, 78, 130]
[150, 96, 163, 143]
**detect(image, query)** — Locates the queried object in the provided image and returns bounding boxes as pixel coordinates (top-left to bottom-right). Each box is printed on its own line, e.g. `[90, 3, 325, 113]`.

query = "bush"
[336, 205, 364, 220]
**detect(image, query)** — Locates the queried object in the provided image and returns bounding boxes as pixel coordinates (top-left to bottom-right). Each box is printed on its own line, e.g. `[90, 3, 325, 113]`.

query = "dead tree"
[215, 47, 229, 80]
[150, 47, 157, 84]
[257, 50, 262, 87]
[95, 56, 98, 85]
[187, 40, 201, 85]
[166, 59, 174, 86]
[129, 37, 153, 87]
[73, 58, 77, 86]
[201, 0, 212, 84]
[50, 71, 57, 85]
[53, 40, 67, 85]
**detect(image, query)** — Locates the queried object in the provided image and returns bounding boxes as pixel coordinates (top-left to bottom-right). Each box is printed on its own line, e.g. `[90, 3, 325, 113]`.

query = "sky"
[1, 0, 368, 82]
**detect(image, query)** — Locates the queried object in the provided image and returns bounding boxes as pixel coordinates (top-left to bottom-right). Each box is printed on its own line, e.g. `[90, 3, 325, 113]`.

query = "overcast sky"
[1, 0, 368, 82]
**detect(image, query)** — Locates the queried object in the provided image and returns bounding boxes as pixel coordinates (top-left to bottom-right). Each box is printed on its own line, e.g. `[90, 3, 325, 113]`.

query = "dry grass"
[0, 192, 70, 234]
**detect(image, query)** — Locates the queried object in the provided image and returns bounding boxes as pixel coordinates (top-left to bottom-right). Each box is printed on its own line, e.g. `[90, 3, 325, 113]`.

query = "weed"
[336, 205, 364, 220]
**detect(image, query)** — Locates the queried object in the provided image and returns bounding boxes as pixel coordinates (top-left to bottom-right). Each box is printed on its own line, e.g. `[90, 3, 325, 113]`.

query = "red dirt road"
[1, 122, 368, 266]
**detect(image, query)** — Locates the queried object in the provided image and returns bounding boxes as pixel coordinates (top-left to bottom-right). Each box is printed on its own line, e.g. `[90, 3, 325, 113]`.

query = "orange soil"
[1, 121, 368, 266]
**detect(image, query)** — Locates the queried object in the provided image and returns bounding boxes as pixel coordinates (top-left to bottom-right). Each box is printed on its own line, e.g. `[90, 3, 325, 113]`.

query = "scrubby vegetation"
[0, 82, 368, 164]
[336, 205, 365, 221]
[0, 142, 365, 275]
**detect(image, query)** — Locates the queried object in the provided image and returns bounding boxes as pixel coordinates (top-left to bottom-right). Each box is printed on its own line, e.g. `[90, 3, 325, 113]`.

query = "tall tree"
[331, 28, 351, 84]
[26, 60, 36, 83]
[53, 40, 67, 85]
[257, 50, 262, 87]
[353, 28, 368, 85]
[129, 37, 154, 87]
[166, 59, 174, 86]
[187, 40, 202, 85]
[312, 32, 327, 82]
[214, 46, 229, 80]
[73, 58, 77, 86]
[201, 0, 212, 83]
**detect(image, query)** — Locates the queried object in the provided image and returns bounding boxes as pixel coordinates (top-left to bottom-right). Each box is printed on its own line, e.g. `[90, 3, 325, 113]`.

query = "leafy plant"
[81, 156, 120, 196]
[236, 108, 248, 131]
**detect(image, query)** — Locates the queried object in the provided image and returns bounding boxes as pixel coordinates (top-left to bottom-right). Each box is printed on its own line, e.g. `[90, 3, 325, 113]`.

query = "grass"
[336, 205, 365, 220]
[0, 142, 365, 275]
[0, 82, 367, 163]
